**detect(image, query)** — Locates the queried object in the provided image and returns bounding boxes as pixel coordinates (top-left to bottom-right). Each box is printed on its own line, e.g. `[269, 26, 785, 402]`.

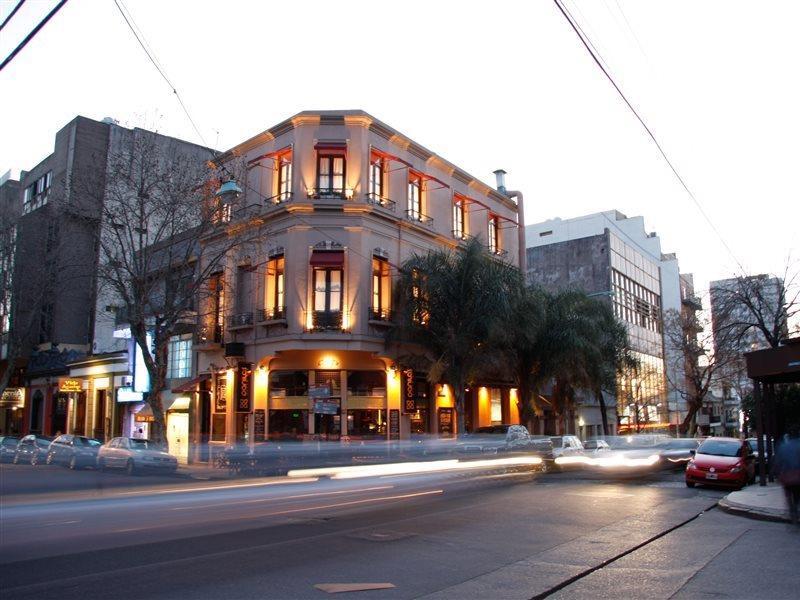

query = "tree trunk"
[680, 401, 700, 436]
[594, 387, 609, 436]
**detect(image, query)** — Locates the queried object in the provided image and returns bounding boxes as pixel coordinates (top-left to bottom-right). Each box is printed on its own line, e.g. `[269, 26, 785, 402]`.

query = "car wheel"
[46, 452, 55, 465]
[125, 459, 136, 476]
[30, 453, 39, 466]
[69, 455, 78, 470]
[686, 481, 695, 488]
[12, 454, 19, 465]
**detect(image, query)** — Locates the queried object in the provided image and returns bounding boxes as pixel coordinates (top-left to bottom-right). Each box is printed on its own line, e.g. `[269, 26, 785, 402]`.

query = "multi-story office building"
[526, 210, 693, 437]
[7, 116, 209, 442]
[185, 110, 523, 456]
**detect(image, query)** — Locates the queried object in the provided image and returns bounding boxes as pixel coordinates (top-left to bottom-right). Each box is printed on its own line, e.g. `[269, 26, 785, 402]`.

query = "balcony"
[305, 310, 347, 333]
[682, 295, 703, 311]
[265, 192, 293, 207]
[308, 187, 352, 200]
[228, 312, 254, 329]
[257, 307, 287, 323]
[368, 307, 394, 326]
[405, 209, 434, 228]
[194, 326, 223, 350]
[366, 193, 396, 212]
[488, 246, 508, 258]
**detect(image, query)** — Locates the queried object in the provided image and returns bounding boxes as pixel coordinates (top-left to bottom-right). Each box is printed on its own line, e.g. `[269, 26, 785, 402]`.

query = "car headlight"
[729, 465, 742, 473]
[687, 460, 695, 468]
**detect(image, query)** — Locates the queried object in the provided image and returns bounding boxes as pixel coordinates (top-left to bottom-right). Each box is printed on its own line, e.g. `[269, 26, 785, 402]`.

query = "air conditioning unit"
[224, 342, 245, 358]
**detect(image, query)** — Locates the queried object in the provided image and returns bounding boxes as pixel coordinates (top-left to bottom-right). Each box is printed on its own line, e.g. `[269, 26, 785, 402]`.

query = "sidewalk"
[718, 482, 792, 522]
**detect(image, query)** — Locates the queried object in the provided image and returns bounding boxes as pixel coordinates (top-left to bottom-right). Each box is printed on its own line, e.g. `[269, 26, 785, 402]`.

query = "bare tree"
[663, 307, 738, 435]
[76, 130, 253, 443]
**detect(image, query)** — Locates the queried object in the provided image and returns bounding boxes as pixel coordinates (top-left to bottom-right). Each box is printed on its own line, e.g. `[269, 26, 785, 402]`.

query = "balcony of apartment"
[194, 325, 224, 351]
[264, 192, 293, 210]
[682, 295, 703, 312]
[367, 307, 394, 327]
[304, 310, 349, 333]
[307, 187, 354, 209]
[228, 312, 254, 331]
[257, 306, 288, 327]
[405, 209, 434, 229]
[365, 192, 396, 213]
[488, 246, 508, 258]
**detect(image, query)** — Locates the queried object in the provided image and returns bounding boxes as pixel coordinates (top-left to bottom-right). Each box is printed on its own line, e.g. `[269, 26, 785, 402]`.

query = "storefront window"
[268, 409, 308, 440]
[490, 388, 502, 424]
[347, 409, 386, 438]
[211, 414, 226, 442]
[269, 370, 308, 397]
[347, 371, 386, 397]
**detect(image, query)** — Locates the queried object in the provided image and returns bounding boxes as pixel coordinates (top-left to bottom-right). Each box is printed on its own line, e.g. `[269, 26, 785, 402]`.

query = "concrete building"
[181, 110, 523, 459]
[526, 210, 694, 437]
[7, 116, 210, 442]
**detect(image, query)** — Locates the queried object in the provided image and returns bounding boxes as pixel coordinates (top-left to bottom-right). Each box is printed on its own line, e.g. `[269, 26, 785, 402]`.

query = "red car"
[685, 437, 755, 489]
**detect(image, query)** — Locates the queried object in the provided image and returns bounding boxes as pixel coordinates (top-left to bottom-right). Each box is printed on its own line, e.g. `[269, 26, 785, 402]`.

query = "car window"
[549, 437, 563, 447]
[130, 439, 160, 450]
[697, 440, 742, 457]
[74, 437, 101, 447]
[1, 437, 18, 447]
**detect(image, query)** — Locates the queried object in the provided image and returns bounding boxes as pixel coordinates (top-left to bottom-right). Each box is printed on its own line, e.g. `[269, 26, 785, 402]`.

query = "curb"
[717, 497, 790, 523]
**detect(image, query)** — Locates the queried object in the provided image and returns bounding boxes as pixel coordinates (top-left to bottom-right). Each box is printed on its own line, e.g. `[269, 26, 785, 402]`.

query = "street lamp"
[215, 177, 242, 205]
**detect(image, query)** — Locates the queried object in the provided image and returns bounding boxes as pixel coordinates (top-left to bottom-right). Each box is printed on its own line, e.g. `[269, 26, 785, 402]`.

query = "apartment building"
[185, 110, 523, 455]
[526, 210, 695, 437]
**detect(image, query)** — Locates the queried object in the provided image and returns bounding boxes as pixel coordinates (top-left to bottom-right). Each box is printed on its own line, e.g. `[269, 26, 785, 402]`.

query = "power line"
[553, 0, 745, 274]
[0, 0, 68, 73]
[0, 0, 26, 32]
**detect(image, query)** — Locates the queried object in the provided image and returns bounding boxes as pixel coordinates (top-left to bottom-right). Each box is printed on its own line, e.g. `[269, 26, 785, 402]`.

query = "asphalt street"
[1, 462, 797, 599]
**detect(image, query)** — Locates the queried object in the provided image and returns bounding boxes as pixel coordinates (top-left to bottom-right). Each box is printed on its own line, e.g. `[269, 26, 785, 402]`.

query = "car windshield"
[1, 437, 18, 447]
[697, 440, 742, 457]
[74, 437, 101, 448]
[130, 439, 161, 450]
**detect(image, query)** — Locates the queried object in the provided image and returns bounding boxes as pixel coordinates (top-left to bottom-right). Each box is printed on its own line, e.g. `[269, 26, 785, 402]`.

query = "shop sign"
[235, 363, 253, 413]
[309, 384, 331, 399]
[58, 378, 82, 393]
[401, 369, 416, 413]
[135, 414, 155, 423]
[254, 409, 266, 442]
[117, 387, 144, 403]
[389, 409, 400, 440]
[313, 397, 340, 415]
[0, 387, 24, 407]
[438, 407, 454, 437]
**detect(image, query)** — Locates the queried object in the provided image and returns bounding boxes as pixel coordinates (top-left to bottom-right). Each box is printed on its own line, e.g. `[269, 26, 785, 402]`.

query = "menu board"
[437, 407, 454, 437]
[253, 409, 266, 441]
[389, 409, 400, 440]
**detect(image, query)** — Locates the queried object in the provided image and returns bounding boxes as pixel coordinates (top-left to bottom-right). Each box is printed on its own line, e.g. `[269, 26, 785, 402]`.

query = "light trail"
[555, 454, 661, 468]
[115, 476, 319, 497]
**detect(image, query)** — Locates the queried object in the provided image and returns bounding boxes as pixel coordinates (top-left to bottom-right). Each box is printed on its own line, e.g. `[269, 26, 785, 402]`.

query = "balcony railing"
[368, 307, 394, 324]
[366, 193, 396, 212]
[305, 310, 347, 332]
[257, 307, 286, 322]
[195, 325, 223, 347]
[265, 192, 293, 207]
[309, 187, 350, 200]
[405, 209, 434, 227]
[489, 246, 508, 258]
[228, 312, 254, 328]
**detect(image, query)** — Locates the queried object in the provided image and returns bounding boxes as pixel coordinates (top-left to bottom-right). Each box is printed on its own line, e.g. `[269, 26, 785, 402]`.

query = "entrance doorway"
[167, 412, 189, 464]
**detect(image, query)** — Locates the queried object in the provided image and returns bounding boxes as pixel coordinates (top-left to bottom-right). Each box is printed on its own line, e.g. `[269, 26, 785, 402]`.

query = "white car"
[97, 437, 178, 475]
[549, 435, 585, 458]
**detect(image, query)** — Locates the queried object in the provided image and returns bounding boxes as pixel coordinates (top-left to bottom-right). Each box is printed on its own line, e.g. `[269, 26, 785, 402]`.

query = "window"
[452, 196, 466, 239]
[369, 154, 384, 200]
[167, 335, 192, 379]
[317, 154, 345, 196]
[210, 273, 224, 342]
[488, 215, 499, 254]
[264, 255, 285, 320]
[23, 172, 52, 213]
[490, 388, 502, 423]
[371, 256, 390, 320]
[269, 370, 308, 397]
[408, 173, 422, 219]
[314, 268, 342, 313]
[347, 371, 386, 397]
[277, 152, 292, 201]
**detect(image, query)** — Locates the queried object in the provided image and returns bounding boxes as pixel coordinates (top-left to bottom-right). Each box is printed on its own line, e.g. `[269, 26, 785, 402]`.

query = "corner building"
[194, 111, 522, 452]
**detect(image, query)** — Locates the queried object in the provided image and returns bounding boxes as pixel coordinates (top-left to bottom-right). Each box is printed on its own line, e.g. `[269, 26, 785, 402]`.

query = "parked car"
[97, 437, 178, 475]
[685, 437, 755, 489]
[583, 439, 611, 453]
[453, 425, 553, 471]
[746, 437, 772, 474]
[46, 434, 102, 469]
[0, 435, 19, 462]
[13, 434, 55, 465]
[657, 438, 701, 470]
[549, 435, 585, 458]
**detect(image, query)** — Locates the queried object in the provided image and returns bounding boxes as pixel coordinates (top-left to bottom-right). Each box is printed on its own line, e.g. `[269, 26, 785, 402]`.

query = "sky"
[1, 0, 798, 298]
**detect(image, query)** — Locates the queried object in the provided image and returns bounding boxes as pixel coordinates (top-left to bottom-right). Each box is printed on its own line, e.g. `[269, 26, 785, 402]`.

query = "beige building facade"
[191, 110, 522, 456]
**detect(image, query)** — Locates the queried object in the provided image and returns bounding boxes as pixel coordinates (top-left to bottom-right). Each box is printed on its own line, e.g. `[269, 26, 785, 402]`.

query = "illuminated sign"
[402, 369, 416, 413]
[58, 378, 83, 393]
[0, 387, 24, 407]
[235, 363, 253, 413]
[117, 387, 144, 403]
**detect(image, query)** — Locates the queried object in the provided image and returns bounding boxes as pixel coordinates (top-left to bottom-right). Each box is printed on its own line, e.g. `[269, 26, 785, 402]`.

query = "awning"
[310, 250, 344, 267]
[166, 396, 191, 411]
[171, 374, 210, 393]
[314, 140, 347, 155]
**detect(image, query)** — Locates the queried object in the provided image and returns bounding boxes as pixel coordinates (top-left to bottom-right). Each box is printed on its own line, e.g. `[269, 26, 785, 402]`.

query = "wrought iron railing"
[405, 209, 434, 227]
[366, 193, 396, 212]
[368, 307, 393, 323]
[257, 307, 286, 322]
[228, 312, 254, 328]
[305, 310, 346, 332]
[265, 192, 293, 206]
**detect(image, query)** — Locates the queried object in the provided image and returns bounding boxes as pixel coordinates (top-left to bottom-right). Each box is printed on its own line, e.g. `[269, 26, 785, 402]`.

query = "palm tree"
[391, 238, 519, 435]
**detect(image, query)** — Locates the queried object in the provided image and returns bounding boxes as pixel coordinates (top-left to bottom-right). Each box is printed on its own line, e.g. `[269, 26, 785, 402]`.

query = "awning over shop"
[171, 374, 210, 393]
[165, 396, 191, 411]
[310, 250, 344, 268]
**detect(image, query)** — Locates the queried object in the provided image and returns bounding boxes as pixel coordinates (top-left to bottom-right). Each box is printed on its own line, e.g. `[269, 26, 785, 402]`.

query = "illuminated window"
[490, 388, 502, 423]
[369, 154, 384, 200]
[277, 152, 292, 201]
[317, 154, 345, 196]
[167, 335, 192, 379]
[314, 269, 342, 313]
[452, 196, 466, 239]
[488, 215, 499, 253]
[371, 256, 391, 320]
[408, 173, 422, 220]
[265, 255, 285, 319]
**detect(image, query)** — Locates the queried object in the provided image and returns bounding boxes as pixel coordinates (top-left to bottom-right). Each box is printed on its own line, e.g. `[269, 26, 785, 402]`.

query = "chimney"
[493, 169, 507, 194]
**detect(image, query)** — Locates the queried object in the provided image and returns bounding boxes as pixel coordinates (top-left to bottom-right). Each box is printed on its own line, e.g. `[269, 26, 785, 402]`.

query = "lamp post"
[215, 178, 242, 205]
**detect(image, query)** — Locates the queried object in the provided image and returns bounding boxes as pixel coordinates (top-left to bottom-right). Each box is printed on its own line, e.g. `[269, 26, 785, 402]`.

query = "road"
[1, 461, 797, 599]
